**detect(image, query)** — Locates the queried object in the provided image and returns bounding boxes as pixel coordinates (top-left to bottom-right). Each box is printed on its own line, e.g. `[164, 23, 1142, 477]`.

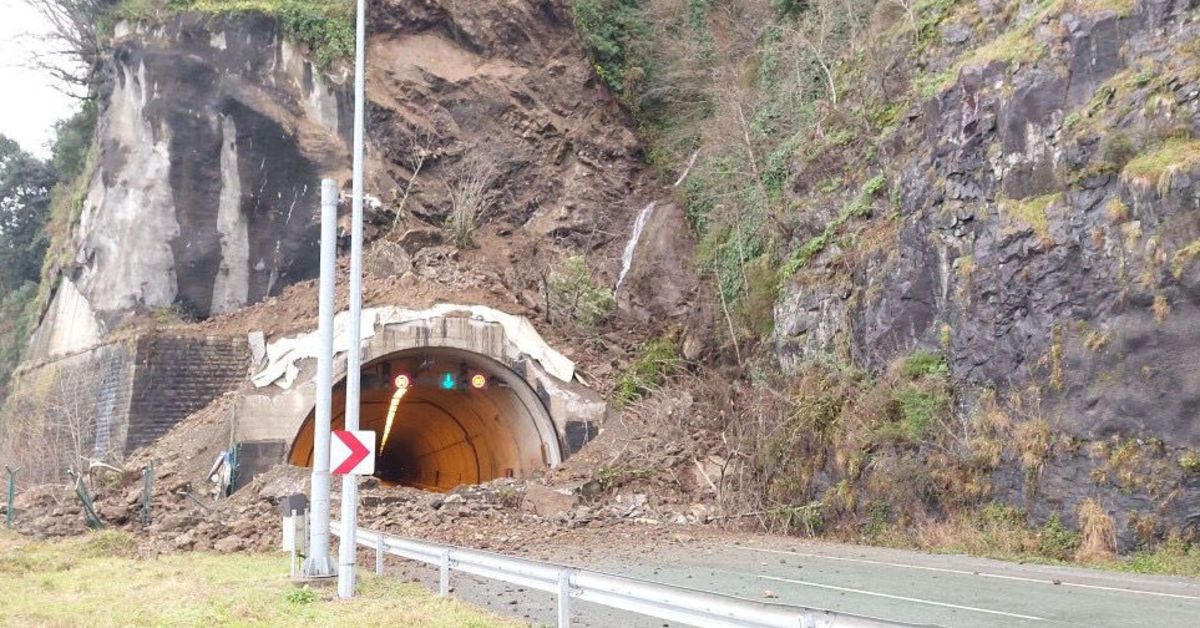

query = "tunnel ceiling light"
[440, 372, 456, 390]
[380, 379, 411, 452]
[470, 373, 487, 389]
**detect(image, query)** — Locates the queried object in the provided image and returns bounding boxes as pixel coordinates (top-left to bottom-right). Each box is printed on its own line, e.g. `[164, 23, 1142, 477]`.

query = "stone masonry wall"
[1, 333, 247, 477]
[126, 335, 250, 452]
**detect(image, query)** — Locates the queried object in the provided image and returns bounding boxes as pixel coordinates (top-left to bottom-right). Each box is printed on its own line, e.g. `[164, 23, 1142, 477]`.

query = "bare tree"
[45, 376, 100, 477]
[444, 149, 501, 247]
[781, 1, 840, 107]
[389, 130, 436, 234]
[25, 0, 114, 93]
[0, 373, 102, 488]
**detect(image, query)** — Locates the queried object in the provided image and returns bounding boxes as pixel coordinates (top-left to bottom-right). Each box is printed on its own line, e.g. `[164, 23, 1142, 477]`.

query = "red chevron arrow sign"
[331, 430, 376, 475]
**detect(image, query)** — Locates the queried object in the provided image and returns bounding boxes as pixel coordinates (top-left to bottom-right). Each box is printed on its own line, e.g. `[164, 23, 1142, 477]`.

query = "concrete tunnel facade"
[235, 305, 607, 491]
[288, 347, 560, 490]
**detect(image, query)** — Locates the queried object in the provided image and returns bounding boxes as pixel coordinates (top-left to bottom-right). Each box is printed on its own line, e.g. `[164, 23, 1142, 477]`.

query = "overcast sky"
[0, 0, 81, 158]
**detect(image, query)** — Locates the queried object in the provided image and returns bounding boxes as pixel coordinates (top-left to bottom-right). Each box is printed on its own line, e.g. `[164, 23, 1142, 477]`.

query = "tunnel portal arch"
[288, 346, 562, 490]
[235, 306, 605, 492]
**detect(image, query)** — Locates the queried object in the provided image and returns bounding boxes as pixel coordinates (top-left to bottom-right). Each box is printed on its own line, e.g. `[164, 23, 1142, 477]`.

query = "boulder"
[214, 535, 245, 553]
[522, 484, 579, 518]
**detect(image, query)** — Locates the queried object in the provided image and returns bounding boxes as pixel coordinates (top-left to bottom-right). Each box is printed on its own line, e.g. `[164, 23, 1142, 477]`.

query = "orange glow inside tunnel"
[288, 348, 559, 492]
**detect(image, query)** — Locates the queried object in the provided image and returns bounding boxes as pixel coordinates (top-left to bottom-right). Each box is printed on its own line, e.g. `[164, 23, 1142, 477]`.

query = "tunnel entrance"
[288, 347, 561, 491]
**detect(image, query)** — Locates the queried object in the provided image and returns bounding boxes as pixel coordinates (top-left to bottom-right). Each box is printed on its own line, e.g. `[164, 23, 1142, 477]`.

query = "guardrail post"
[140, 463, 153, 527]
[5, 466, 19, 528]
[557, 569, 572, 628]
[375, 535, 385, 576]
[438, 549, 451, 597]
[67, 469, 102, 529]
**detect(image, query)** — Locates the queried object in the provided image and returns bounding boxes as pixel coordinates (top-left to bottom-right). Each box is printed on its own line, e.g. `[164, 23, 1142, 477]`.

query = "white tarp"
[250, 304, 574, 389]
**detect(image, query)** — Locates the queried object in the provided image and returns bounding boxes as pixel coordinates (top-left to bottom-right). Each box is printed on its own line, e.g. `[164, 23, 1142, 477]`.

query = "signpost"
[331, 430, 376, 476]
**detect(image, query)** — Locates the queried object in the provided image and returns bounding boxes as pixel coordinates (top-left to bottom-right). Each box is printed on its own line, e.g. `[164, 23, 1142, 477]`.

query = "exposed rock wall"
[31, 1, 692, 359]
[775, 0, 1200, 538]
[31, 14, 351, 361]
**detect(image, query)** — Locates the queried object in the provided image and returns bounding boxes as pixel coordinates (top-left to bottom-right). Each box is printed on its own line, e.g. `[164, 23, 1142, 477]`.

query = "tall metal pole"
[302, 179, 339, 578]
[338, 0, 368, 600]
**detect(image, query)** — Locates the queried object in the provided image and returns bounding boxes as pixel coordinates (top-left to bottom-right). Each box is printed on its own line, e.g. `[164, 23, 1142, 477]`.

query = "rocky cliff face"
[32, 13, 352, 360]
[775, 0, 1200, 538]
[359, 0, 692, 321]
[28, 1, 694, 363]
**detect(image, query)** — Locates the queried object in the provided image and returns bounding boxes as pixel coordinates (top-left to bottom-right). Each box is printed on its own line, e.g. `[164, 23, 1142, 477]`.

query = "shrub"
[1038, 513, 1082, 561]
[571, 0, 649, 97]
[894, 386, 948, 441]
[1099, 132, 1138, 172]
[767, 501, 825, 536]
[49, 101, 97, 183]
[900, 351, 948, 379]
[546, 256, 614, 328]
[612, 336, 679, 408]
[284, 586, 317, 604]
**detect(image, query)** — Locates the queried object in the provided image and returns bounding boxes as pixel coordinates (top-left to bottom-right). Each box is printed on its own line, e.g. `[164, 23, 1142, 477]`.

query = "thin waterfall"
[615, 151, 700, 292]
[616, 200, 657, 290]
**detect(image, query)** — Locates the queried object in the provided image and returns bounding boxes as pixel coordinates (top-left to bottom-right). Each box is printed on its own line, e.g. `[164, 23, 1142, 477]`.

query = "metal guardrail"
[332, 522, 905, 628]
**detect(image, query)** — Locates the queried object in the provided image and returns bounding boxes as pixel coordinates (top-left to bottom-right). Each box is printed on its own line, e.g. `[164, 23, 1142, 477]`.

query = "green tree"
[571, 0, 649, 97]
[0, 136, 56, 293]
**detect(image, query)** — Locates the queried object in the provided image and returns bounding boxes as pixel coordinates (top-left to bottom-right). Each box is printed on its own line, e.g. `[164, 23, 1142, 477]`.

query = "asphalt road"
[385, 535, 1200, 627]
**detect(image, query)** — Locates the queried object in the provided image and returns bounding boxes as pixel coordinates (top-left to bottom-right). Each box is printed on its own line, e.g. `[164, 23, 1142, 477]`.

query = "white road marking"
[732, 545, 1200, 601]
[754, 573, 1048, 621]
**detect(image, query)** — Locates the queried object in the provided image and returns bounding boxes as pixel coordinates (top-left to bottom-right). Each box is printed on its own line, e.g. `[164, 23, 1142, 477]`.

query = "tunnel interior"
[289, 347, 560, 491]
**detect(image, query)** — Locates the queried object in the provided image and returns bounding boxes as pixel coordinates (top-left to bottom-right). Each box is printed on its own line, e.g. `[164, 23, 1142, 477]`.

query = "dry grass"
[1152, 293, 1171, 323]
[1000, 193, 1060, 241]
[0, 529, 515, 627]
[1172, 240, 1200, 279]
[1075, 498, 1117, 563]
[1105, 197, 1130, 224]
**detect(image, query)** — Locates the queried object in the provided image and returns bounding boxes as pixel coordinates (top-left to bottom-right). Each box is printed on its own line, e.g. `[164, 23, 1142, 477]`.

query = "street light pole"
[301, 179, 338, 579]
[338, 0, 368, 600]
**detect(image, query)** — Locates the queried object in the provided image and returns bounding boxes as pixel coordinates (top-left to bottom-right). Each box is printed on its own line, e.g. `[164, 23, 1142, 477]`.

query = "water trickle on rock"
[615, 151, 701, 292]
[616, 200, 656, 290]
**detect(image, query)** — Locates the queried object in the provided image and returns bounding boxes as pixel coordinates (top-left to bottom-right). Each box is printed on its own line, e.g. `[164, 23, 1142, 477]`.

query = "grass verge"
[0, 529, 515, 627]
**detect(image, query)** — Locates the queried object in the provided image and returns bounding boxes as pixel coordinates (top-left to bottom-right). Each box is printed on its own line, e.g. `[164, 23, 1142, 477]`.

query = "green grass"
[920, 0, 1062, 96]
[894, 386, 949, 441]
[900, 351, 949, 379]
[1086, 0, 1136, 16]
[1114, 537, 1200, 578]
[1122, 138, 1200, 186]
[0, 529, 515, 627]
[1000, 192, 1060, 240]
